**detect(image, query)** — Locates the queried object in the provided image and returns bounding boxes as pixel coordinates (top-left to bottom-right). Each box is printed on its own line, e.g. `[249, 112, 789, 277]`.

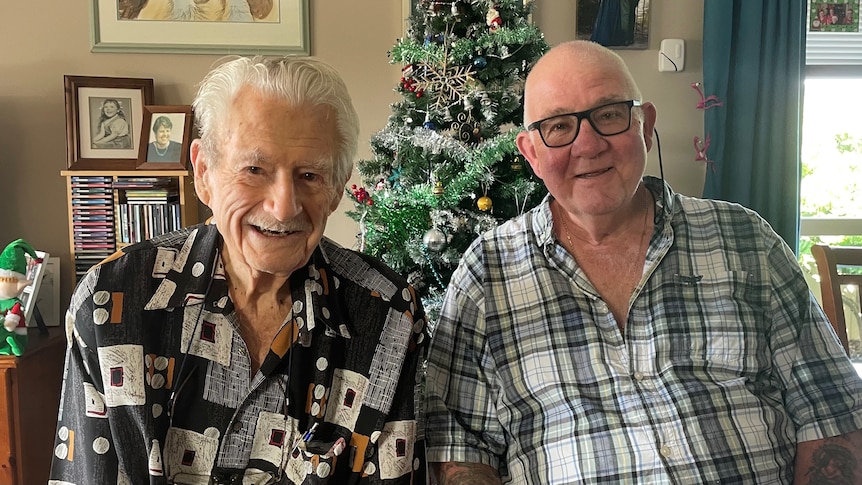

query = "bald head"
[523, 40, 642, 127]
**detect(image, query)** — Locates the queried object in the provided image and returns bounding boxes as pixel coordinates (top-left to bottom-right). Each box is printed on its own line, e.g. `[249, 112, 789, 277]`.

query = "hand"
[3, 313, 19, 332]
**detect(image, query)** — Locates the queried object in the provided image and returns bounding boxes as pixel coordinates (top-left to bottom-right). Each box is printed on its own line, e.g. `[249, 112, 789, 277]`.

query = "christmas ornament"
[423, 227, 447, 252]
[0, 239, 40, 356]
[487, 4, 502, 32]
[407, 61, 475, 110]
[472, 56, 488, 69]
[477, 195, 492, 211]
[350, 184, 373, 206]
[511, 157, 524, 171]
[432, 180, 445, 196]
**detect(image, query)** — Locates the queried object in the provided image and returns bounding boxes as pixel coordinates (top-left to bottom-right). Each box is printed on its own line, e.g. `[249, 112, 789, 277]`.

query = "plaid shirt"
[51, 223, 428, 485]
[425, 177, 862, 484]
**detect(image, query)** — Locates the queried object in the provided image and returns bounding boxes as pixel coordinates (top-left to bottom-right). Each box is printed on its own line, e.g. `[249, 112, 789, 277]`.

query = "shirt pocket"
[666, 269, 762, 378]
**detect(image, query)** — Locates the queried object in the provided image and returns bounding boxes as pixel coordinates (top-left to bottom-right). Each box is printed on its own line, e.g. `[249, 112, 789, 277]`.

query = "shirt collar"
[144, 227, 351, 339]
[530, 175, 677, 246]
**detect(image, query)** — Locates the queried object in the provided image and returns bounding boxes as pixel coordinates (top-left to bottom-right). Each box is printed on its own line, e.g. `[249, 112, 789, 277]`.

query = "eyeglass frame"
[526, 99, 643, 148]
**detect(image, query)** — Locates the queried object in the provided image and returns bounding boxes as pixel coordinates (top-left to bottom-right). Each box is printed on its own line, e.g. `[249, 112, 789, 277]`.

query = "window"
[801, 8, 862, 359]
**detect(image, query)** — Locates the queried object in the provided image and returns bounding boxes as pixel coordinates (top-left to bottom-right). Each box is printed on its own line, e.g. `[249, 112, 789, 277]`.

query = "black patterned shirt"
[50, 223, 428, 485]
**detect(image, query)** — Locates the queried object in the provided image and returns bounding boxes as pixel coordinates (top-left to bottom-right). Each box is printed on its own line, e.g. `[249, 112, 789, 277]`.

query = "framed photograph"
[90, 0, 310, 55]
[64, 75, 155, 170]
[137, 105, 194, 170]
[576, 0, 651, 50]
[809, 1, 859, 32]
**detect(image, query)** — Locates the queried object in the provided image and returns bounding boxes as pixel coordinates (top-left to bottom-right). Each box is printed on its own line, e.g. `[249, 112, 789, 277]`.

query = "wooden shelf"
[61, 170, 199, 288]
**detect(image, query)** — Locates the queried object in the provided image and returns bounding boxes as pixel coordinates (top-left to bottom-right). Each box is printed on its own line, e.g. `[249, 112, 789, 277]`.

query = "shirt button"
[232, 421, 243, 432]
[633, 372, 644, 381]
[660, 445, 672, 457]
[596, 301, 608, 313]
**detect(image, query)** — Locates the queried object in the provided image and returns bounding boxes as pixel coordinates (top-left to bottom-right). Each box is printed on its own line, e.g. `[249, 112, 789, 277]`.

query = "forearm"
[99, 131, 119, 143]
[431, 462, 502, 485]
[794, 429, 862, 484]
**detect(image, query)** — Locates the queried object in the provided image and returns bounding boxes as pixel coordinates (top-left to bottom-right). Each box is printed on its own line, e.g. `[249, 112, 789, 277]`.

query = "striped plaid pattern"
[425, 177, 862, 484]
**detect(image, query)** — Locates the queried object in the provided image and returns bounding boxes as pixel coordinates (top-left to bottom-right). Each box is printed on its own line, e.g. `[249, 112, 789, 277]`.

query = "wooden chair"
[811, 244, 862, 356]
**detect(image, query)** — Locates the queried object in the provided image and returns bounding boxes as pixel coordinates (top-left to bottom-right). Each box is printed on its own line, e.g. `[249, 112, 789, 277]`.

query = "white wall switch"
[659, 38, 685, 72]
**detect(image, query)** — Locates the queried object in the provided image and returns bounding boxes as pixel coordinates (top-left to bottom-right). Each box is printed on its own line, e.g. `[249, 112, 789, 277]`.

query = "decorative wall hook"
[692, 82, 723, 110]
[694, 134, 715, 171]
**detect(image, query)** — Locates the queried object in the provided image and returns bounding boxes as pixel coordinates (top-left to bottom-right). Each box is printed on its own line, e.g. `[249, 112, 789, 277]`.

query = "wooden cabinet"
[60, 170, 199, 288]
[0, 328, 66, 485]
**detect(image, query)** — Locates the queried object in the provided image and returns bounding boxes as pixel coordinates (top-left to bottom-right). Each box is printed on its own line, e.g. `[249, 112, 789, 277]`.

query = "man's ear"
[189, 139, 211, 206]
[641, 102, 658, 152]
[329, 188, 344, 213]
[516, 130, 544, 180]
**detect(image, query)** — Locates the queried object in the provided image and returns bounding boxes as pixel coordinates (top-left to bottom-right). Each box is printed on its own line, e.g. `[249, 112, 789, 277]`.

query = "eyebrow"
[237, 149, 333, 172]
[539, 96, 630, 119]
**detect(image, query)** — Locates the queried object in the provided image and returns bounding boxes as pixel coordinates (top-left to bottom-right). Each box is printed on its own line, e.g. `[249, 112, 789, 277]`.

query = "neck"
[220, 247, 291, 305]
[556, 185, 651, 247]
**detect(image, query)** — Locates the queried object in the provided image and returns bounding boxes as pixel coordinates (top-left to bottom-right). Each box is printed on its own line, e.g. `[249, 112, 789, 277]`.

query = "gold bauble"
[477, 196, 493, 211]
[433, 180, 445, 196]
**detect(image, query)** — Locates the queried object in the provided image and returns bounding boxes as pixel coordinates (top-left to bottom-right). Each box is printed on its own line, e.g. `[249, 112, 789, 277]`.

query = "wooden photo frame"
[136, 105, 194, 170]
[90, 0, 310, 55]
[64, 75, 155, 170]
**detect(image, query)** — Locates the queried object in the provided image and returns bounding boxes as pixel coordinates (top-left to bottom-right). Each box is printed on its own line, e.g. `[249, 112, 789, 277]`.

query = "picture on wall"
[136, 105, 194, 171]
[809, 0, 859, 32]
[90, 0, 310, 54]
[64, 75, 155, 170]
[576, 0, 651, 49]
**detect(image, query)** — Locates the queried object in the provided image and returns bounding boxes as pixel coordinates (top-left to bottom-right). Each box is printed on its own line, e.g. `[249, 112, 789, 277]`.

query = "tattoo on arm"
[805, 443, 858, 485]
[432, 462, 503, 485]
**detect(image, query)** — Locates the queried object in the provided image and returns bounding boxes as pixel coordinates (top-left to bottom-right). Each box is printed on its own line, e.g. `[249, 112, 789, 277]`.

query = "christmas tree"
[348, 0, 548, 325]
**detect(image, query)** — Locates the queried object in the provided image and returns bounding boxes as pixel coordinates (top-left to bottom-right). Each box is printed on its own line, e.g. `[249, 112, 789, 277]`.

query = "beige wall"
[0, 1, 703, 313]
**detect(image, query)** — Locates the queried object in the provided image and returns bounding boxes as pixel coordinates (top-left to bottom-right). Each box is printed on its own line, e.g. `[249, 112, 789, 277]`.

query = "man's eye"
[548, 119, 573, 133]
[302, 172, 320, 181]
[595, 109, 625, 122]
[246, 166, 262, 175]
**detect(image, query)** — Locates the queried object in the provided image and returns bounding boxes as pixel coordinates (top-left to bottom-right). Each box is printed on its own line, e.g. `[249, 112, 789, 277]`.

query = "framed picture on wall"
[809, 1, 860, 32]
[576, 0, 651, 50]
[90, 0, 310, 55]
[64, 75, 155, 170]
[136, 105, 194, 171]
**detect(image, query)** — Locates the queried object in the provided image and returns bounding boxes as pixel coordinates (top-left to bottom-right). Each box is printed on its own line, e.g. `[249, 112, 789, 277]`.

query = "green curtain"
[702, 0, 805, 254]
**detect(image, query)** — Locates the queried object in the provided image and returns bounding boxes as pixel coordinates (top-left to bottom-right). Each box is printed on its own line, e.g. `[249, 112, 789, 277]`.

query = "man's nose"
[267, 175, 301, 221]
[570, 117, 607, 155]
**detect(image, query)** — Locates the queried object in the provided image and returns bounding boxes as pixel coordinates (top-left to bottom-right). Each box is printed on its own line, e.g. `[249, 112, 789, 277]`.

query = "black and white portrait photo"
[90, 97, 134, 149]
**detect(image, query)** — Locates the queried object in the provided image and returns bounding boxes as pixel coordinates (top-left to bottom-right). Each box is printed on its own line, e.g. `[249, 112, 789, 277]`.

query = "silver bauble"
[423, 228, 448, 252]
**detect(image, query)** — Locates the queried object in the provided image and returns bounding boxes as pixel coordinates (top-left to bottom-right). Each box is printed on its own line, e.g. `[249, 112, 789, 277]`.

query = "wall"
[0, 1, 704, 313]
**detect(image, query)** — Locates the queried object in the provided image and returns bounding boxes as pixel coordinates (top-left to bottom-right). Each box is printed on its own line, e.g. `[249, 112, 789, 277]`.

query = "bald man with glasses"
[424, 40, 862, 485]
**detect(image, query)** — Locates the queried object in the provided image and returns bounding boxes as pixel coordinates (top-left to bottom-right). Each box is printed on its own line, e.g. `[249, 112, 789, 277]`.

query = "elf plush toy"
[0, 239, 40, 356]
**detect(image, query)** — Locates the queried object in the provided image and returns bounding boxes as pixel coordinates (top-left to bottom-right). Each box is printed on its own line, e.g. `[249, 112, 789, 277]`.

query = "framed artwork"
[809, 1, 859, 32]
[576, 0, 651, 50]
[90, 0, 310, 55]
[64, 75, 155, 170]
[136, 105, 194, 170]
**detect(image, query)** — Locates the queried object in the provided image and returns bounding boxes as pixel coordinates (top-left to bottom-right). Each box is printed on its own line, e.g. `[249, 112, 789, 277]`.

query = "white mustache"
[247, 218, 311, 233]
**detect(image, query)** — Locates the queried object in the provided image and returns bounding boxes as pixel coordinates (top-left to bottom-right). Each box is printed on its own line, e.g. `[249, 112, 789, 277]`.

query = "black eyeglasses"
[527, 100, 642, 148]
